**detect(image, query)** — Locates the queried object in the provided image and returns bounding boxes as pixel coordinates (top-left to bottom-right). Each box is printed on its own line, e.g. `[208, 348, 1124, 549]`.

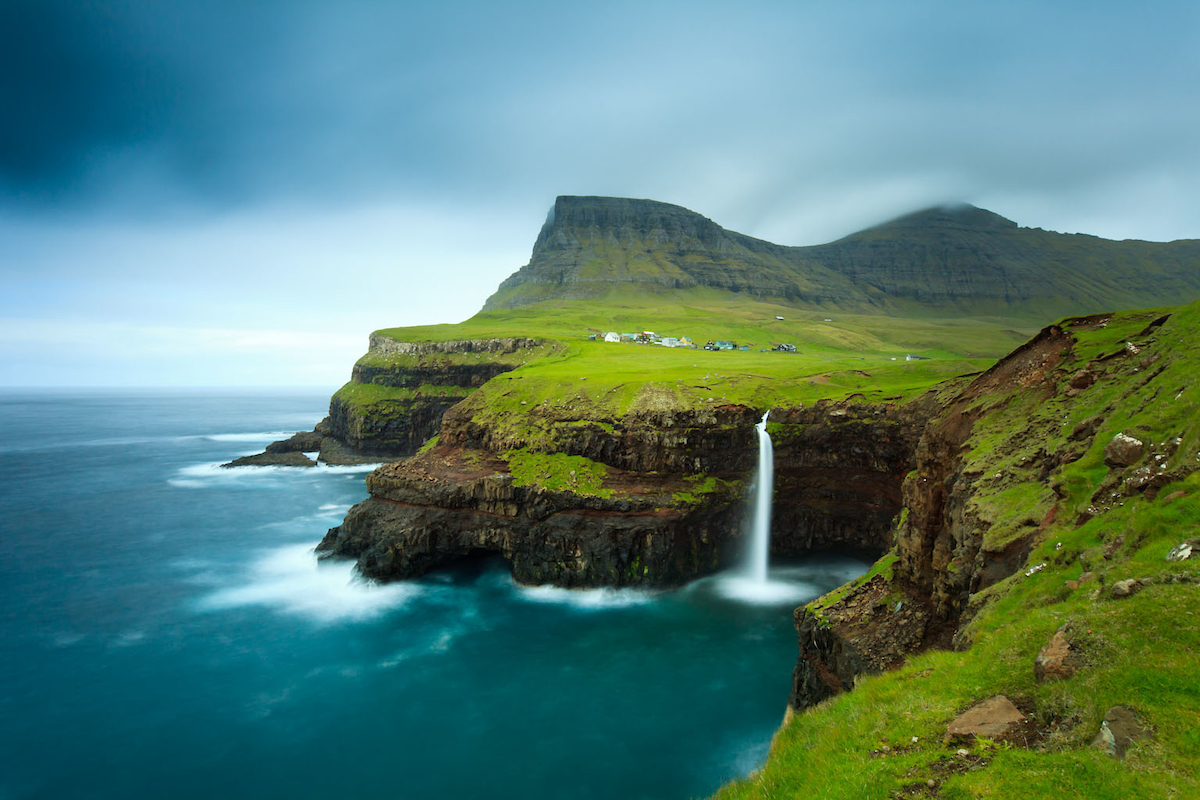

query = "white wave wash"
[169, 460, 387, 488]
[197, 543, 419, 623]
[516, 582, 658, 610]
[204, 431, 300, 443]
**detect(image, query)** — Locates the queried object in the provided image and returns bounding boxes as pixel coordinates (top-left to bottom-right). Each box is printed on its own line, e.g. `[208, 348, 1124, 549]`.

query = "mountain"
[484, 196, 1200, 320]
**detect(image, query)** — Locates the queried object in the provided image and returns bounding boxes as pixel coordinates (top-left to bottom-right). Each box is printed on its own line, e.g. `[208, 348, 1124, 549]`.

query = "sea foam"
[515, 582, 657, 610]
[197, 543, 419, 623]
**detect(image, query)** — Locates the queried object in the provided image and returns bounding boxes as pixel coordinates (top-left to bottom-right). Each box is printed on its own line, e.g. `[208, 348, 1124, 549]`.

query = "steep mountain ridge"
[485, 196, 1200, 320]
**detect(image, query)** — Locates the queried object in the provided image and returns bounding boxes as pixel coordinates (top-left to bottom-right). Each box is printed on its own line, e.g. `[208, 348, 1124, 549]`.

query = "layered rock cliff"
[318, 397, 934, 586]
[225, 336, 549, 466]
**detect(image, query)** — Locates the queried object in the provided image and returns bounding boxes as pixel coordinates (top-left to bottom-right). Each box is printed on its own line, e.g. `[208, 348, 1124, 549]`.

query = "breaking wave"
[196, 543, 419, 623]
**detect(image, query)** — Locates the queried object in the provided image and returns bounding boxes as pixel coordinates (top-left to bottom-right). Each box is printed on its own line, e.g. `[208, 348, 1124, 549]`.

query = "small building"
[775, 315, 784, 320]
[621, 333, 638, 341]
[661, 337, 680, 348]
[737, 345, 750, 352]
[604, 332, 621, 343]
[679, 336, 694, 347]
[714, 340, 735, 350]
[773, 343, 797, 353]
[906, 354, 932, 361]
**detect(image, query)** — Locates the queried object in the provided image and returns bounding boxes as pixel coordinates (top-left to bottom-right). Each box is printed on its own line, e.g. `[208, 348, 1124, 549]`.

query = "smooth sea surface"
[0, 390, 868, 800]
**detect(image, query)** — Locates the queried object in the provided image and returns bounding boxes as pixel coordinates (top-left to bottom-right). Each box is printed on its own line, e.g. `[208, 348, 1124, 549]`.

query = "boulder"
[1091, 706, 1150, 758]
[946, 695, 1029, 745]
[1166, 541, 1197, 562]
[1069, 370, 1096, 390]
[1104, 433, 1144, 468]
[1035, 628, 1082, 682]
[1110, 578, 1143, 599]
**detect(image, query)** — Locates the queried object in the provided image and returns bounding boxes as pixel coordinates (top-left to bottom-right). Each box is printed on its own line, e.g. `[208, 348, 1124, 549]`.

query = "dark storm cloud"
[0, 0, 459, 207]
[0, 0, 181, 194]
[1, 0, 1198, 240]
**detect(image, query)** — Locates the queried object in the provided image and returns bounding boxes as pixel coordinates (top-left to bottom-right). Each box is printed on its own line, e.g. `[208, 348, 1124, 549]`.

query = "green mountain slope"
[484, 196, 1200, 322]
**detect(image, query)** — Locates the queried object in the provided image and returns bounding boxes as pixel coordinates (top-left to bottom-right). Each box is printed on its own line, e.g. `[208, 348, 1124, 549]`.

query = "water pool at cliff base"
[0, 391, 869, 800]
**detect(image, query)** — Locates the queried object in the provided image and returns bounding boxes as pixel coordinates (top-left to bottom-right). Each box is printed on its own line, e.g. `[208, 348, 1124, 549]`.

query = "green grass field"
[359, 287, 1029, 429]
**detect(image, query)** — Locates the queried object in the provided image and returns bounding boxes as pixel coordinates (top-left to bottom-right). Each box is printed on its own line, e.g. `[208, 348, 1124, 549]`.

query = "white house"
[604, 332, 620, 343]
[661, 337, 679, 348]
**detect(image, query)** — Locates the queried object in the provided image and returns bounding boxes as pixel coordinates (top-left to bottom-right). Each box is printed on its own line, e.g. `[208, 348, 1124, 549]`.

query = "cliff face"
[770, 401, 933, 557]
[319, 447, 741, 587]
[318, 398, 931, 586]
[225, 337, 548, 465]
[484, 196, 1200, 319]
[327, 337, 548, 456]
[788, 307, 1196, 711]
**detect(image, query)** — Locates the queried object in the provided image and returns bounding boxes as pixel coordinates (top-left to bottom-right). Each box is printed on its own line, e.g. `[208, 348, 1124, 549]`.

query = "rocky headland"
[239, 195, 1200, 794]
[223, 336, 549, 468]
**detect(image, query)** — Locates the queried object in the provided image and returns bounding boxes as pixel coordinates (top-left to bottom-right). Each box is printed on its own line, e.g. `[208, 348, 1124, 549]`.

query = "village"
[587, 328, 934, 361]
[588, 329, 798, 353]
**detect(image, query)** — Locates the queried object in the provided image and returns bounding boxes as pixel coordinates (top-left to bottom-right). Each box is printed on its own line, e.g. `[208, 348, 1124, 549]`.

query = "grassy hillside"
[713, 301, 1200, 799]
[484, 197, 1200, 322]
[365, 287, 1014, 443]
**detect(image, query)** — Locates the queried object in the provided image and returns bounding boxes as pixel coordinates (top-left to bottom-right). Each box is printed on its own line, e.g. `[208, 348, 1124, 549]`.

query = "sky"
[2, 0, 1198, 387]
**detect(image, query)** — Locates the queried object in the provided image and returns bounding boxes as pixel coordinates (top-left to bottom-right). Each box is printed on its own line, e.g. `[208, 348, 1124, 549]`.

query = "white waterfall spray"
[746, 411, 773, 582]
[716, 408, 810, 604]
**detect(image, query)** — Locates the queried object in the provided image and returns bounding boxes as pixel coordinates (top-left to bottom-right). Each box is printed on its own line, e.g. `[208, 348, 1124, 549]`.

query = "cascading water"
[716, 409, 809, 604]
[746, 411, 774, 582]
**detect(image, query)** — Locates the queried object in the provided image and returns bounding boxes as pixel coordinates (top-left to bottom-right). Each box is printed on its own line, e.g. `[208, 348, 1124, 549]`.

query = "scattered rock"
[1069, 370, 1096, 390]
[1069, 418, 1099, 441]
[1166, 541, 1197, 562]
[1104, 433, 1145, 468]
[1090, 706, 1150, 758]
[221, 451, 316, 468]
[1064, 580, 1080, 591]
[946, 695, 1029, 745]
[1110, 578, 1143, 599]
[1035, 628, 1083, 682]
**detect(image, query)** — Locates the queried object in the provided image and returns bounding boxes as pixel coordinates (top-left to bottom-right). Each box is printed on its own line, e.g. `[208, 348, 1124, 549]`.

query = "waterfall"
[747, 411, 773, 583]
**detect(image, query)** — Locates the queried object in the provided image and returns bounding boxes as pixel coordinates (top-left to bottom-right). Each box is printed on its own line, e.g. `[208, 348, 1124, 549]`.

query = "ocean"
[0, 390, 867, 800]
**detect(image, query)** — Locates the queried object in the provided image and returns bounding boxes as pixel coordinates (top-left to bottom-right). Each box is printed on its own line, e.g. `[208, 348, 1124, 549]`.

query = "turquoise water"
[0, 391, 867, 800]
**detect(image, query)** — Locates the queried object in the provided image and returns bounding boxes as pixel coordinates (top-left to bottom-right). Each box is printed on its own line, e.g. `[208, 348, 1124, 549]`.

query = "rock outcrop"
[318, 446, 741, 587]
[319, 398, 931, 587]
[226, 337, 548, 466]
[945, 696, 1033, 746]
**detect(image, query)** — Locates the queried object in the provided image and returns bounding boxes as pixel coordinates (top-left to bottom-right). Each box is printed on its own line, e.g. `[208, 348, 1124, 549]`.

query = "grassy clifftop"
[713, 301, 1200, 799]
